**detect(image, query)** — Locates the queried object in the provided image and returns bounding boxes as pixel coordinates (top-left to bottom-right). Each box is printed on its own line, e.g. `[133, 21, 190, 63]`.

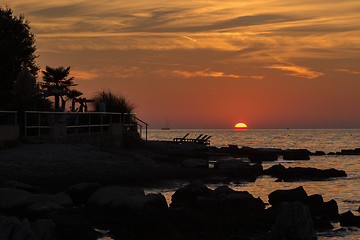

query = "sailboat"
[161, 119, 171, 130]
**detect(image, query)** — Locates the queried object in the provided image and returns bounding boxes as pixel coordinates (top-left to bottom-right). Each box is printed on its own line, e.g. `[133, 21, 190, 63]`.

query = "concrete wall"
[0, 125, 19, 141]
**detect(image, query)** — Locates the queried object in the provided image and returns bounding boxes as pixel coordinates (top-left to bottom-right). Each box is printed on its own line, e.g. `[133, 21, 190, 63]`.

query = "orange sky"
[5, 0, 360, 128]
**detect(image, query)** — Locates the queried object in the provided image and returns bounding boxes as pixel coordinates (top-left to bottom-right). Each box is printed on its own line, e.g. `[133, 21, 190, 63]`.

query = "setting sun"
[235, 122, 248, 129]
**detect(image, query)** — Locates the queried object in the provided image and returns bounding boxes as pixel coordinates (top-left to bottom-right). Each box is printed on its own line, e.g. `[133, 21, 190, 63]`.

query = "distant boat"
[161, 119, 171, 130]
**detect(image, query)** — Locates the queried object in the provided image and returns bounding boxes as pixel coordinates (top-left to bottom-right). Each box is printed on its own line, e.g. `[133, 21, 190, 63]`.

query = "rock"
[283, 167, 346, 180]
[170, 180, 212, 208]
[27, 192, 72, 216]
[66, 182, 100, 204]
[31, 219, 56, 240]
[339, 210, 360, 227]
[88, 186, 145, 209]
[268, 186, 308, 207]
[306, 195, 339, 220]
[143, 193, 168, 212]
[0, 188, 72, 217]
[283, 149, 311, 160]
[269, 201, 317, 240]
[263, 166, 347, 180]
[313, 151, 326, 156]
[0, 180, 42, 193]
[0, 215, 56, 240]
[339, 148, 360, 155]
[213, 159, 250, 169]
[248, 150, 278, 162]
[48, 208, 98, 240]
[263, 164, 286, 176]
[181, 158, 209, 168]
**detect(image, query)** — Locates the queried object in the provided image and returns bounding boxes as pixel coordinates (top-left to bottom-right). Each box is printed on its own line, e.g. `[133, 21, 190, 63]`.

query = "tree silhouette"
[0, 7, 38, 108]
[93, 90, 134, 113]
[41, 66, 77, 111]
[66, 89, 83, 112]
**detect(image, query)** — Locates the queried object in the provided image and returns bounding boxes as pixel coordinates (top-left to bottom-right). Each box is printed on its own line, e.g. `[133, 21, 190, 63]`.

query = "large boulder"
[181, 158, 208, 169]
[66, 182, 100, 204]
[87, 186, 145, 209]
[170, 180, 212, 209]
[48, 208, 98, 240]
[283, 149, 311, 160]
[263, 164, 286, 176]
[0, 188, 72, 217]
[269, 201, 317, 240]
[0, 215, 56, 240]
[248, 150, 278, 162]
[268, 186, 308, 207]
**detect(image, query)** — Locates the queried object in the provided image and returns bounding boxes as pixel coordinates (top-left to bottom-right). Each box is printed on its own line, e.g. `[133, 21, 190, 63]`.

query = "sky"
[3, 0, 360, 129]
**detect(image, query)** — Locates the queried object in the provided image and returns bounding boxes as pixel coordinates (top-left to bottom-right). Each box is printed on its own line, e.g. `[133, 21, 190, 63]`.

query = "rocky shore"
[0, 141, 357, 239]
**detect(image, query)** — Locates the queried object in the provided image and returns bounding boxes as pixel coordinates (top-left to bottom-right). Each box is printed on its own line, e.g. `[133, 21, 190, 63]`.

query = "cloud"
[266, 65, 324, 79]
[335, 69, 360, 75]
[172, 69, 263, 79]
[71, 70, 99, 80]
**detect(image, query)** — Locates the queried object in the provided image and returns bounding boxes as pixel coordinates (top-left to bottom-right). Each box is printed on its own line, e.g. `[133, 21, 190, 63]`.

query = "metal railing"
[24, 111, 148, 140]
[0, 111, 17, 126]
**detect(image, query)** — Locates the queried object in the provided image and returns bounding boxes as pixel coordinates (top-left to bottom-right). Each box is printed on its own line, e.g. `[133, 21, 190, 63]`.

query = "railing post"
[38, 113, 41, 136]
[100, 113, 103, 133]
[88, 113, 91, 135]
[122, 113, 125, 133]
[24, 112, 27, 137]
[76, 113, 79, 135]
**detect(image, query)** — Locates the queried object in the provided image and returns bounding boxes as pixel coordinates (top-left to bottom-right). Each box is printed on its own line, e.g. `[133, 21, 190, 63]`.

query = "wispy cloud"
[266, 65, 324, 79]
[71, 70, 99, 80]
[172, 69, 263, 79]
[335, 69, 360, 75]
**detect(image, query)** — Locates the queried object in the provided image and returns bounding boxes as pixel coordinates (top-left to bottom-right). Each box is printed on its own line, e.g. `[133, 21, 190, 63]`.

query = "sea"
[145, 129, 360, 240]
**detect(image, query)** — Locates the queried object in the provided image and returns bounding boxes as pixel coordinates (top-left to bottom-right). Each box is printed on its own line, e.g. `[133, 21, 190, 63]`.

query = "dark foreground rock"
[340, 211, 360, 227]
[263, 164, 347, 180]
[269, 201, 317, 240]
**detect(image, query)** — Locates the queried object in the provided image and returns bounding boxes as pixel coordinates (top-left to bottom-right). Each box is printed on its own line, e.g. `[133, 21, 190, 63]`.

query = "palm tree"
[66, 89, 83, 112]
[41, 66, 77, 111]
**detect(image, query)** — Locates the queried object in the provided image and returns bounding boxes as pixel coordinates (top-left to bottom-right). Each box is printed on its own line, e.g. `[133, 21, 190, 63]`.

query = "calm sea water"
[145, 129, 360, 240]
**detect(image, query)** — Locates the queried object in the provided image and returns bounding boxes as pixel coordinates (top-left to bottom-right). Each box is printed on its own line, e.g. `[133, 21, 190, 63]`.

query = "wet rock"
[268, 186, 308, 207]
[263, 165, 347, 180]
[269, 201, 317, 240]
[66, 182, 100, 204]
[248, 150, 278, 162]
[313, 151, 326, 156]
[214, 159, 250, 169]
[263, 164, 286, 176]
[283, 149, 311, 160]
[339, 148, 360, 155]
[170, 180, 212, 209]
[339, 210, 360, 227]
[181, 158, 209, 168]
[0, 215, 56, 240]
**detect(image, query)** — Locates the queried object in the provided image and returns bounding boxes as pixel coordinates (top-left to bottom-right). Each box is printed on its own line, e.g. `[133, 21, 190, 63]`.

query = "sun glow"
[235, 122, 247, 129]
